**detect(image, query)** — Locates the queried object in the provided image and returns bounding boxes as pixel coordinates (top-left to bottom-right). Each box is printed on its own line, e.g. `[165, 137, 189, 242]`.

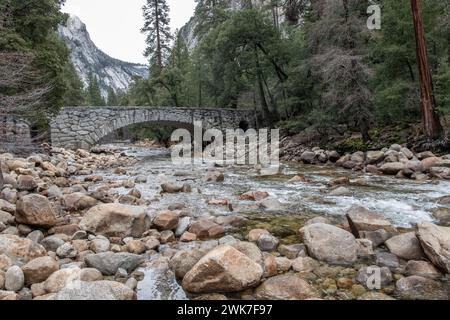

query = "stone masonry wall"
[50, 107, 257, 149]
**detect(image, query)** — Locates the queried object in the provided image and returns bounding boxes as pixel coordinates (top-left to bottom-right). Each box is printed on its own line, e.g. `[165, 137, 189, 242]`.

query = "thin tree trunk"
[255, 47, 273, 127]
[411, 0, 443, 139]
[154, 0, 163, 69]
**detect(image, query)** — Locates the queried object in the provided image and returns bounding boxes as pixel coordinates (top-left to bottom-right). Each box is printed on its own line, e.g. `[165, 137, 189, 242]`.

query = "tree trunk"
[154, 0, 163, 70]
[411, 0, 443, 140]
[255, 47, 273, 127]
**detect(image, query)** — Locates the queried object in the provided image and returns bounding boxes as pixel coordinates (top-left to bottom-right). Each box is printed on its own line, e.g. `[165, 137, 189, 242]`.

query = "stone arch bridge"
[50, 107, 257, 150]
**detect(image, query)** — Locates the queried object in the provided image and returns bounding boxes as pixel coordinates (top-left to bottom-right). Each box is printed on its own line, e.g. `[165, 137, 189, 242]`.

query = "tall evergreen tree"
[86, 73, 105, 106]
[141, 0, 172, 71]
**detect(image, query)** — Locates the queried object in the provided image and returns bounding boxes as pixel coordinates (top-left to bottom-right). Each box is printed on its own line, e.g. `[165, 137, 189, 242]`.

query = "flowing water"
[98, 144, 449, 229]
[90, 145, 450, 300]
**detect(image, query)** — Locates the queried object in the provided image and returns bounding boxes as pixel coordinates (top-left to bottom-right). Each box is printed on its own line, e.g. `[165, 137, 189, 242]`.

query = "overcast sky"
[62, 0, 197, 64]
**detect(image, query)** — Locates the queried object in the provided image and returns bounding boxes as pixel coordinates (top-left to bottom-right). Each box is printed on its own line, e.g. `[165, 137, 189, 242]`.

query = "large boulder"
[84, 252, 144, 276]
[16, 195, 57, 228]
[79, 204, 151, 238]
[53, 280, 136, 300]
[254, 274, 319, 300]
[169, 249, 206, 279]
[21, 256, 59, 285]
[346, 206, 396, 237]
[182, 245, 263, 293]
[405, 261, 442, 280]
[395, 276, 448, 300]
[366, 151, 385, 164]
[63, 193, 97, 212]
[43, 268, 102, 294]
[380, 162, 405, 175]
[385, 232, 425, 261]
[299, 223, 358, 266]
[417, 222, 450, 273]
[0, 235, 46, 265]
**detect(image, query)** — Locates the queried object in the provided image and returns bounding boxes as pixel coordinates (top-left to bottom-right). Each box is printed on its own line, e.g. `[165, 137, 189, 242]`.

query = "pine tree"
[106, 87, 119, 106]
[141, 0, 172, 71]
[86, 73, 105, 106]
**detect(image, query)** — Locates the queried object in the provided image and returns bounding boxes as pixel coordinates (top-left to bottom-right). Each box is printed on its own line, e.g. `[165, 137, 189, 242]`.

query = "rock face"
[79, 204, 151, 238]
[395, 276, 448, 300]
[385, 232, 425, 260]
[346, 206, 396, 237]
[58, 15, 148, 98]
[84, 252, 144, 276]
[16, 195, 57, 228]
[300, 223, 358, 266]
[182, 245, 263, 293]
[254, 274, 319, 300]
[417, 222, 450, 273]
[54, 280, 136, 300]
[0, 235, 47, 265]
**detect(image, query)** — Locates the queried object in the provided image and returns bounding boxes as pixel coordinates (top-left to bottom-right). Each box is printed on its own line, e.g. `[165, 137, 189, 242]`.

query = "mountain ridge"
[58, 15, 149, 99]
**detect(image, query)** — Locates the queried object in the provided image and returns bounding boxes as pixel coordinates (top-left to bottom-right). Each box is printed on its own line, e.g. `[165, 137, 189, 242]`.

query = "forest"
[1, 0, 449, 149]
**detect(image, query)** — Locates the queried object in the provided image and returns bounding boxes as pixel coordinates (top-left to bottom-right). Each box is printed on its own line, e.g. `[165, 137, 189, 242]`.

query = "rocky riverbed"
[0, 143, 449, 300]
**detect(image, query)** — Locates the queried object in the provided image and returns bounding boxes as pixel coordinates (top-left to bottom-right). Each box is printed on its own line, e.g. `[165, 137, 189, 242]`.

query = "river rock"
[84, 252, 144, 276]
[17, 175, 37, 191]
[239, 191, 270, 201]
[405, 261, 442, 279]
[182, 245, 263, 293]
[126, 240, 146, 254]
[292, 257, 320, 273]
[300, 223, 358, 266]
[380, 162, 405, 175]
[5, 266, 24, 292]
[0, 211, 13, 225]
[385, 232, 425, 260]
[41, 236, 65, 252]
[204, 171, 224, 182]
[375, 252, 400, 269]
[22, 256, 59, 285]
[366, 151, 385, 164]
[169, 249, 206, 279]
[255, 274, 319, 300]
[257, 234, 279, 252]
[63, 193, 97, 212]
[231, 241, 264, 268]
[0, 200, 15, 214]
[188, 219, 224, 239]
[56, 243, 77, 259]
[356, 266, 393, 289]
[0, 235, 46, 265]
[395, 276, 448, 300]
[247, 229, 270, 242]
[90, 237, 111, 253]
[360, 229, 393, 247]
[153, 211, 179, 231]
[15, 194, 57, 228]
[300, 151, 316, 164]
[417, 222, 450, 273]
[54, 280, 136, 300]
[175, 217, 191, 237]
[79, 203, 151, 238]
[278, 244, 307, 259]
[329, 186, 352, 196]
[346, 206, 396, 237]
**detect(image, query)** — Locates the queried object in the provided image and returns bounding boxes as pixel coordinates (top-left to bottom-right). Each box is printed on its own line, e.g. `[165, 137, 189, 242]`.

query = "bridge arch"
[50, 107, 257, 150]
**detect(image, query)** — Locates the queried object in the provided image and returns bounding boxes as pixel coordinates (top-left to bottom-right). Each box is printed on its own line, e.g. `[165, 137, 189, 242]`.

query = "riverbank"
[0, 144, 449, 300]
